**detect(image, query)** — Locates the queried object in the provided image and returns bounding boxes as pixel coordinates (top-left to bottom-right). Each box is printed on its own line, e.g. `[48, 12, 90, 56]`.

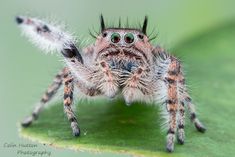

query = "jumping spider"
[15, 15, 206, 152]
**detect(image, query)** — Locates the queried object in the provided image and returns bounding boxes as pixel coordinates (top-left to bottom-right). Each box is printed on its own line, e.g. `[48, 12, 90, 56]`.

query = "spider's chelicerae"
[16, 15, 206, 152]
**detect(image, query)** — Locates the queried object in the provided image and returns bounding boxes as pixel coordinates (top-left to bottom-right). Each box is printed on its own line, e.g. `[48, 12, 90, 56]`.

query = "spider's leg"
[153, 48, 185, 152]
[153, 47, 206, 152]
[63, 71, 80, 136]
[164, 58, 188, 146]
[184, 94, 206, 133]
[153, 49, 179, 152]
[15, 16, 97, 87]
[15, 16, 83, 63]
[177, 72, 206, 145]
[163, 56, 181, 152]
[21, 68, 65, 127]
[176, 72, 186, 145]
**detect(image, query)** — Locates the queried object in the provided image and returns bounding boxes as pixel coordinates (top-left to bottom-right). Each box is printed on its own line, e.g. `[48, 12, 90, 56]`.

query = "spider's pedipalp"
[122, 67, 152, 105]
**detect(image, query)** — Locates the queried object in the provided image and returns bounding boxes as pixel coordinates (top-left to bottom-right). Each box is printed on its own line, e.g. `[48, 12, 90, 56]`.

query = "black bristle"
[89, 29, 97, 39]
[142, 16, 148, 35]
[100, 14, 105, 32]
[94, 15, 154, 36]
[118, 17, 121, 28]
[126, 17, 129, 28]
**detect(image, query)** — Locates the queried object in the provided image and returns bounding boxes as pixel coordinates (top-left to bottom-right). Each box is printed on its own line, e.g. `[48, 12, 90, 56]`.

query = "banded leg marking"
[165, 56, 180, 152]
[177, 101, 185, 144]
[63, 73, 80, 136]
[186, 98, 206, 133]
[21, 68, 65, 127]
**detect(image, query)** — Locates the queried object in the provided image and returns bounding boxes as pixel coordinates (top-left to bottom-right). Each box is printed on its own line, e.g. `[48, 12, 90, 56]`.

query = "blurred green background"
[1, 0, 235, 157]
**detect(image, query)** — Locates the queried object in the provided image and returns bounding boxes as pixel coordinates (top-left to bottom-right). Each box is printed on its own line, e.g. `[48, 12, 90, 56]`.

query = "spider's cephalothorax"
[16, 15, 206, 152]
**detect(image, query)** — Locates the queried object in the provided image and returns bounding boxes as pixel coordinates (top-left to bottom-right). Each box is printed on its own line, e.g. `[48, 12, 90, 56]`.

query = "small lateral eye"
[42, 25, 50, 32]
[138, 34, 144, 39]
[102, 32, 107, 37]
[124, 33, 134, 44]
[111, 33, 121, 43]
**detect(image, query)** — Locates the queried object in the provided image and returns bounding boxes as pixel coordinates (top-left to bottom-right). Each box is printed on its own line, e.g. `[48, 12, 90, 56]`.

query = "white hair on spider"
[16, 16, 75, 53]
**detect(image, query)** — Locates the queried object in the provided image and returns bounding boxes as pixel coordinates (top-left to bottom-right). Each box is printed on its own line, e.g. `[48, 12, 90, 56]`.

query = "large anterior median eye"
[124, 33, 134, 44]
[111, 33, 121, 43]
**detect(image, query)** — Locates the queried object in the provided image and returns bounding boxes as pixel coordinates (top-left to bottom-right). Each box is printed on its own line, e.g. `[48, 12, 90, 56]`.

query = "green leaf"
[20, 22, 235, 157]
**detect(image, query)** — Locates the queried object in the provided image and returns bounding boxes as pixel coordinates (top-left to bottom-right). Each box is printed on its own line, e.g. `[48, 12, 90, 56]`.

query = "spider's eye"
[42, 25, 50, 32]
[111, 33, 121, 43]
[124, 33, 134, 44]
[102, 32, 107, 37]
[138, 34, 144, 40]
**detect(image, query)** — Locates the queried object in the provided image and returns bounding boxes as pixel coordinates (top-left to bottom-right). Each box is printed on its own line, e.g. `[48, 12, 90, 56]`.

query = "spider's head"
[94, 15, 154, 61]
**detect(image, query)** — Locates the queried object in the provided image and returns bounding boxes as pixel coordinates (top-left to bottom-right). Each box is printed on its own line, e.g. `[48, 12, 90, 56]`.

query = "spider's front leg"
[16, 16, 96, 135]
[15, 16, 94, 87]
[21, 68, 65, 127]
[15, 16, 83, 63]
[63, 69, 80, 136]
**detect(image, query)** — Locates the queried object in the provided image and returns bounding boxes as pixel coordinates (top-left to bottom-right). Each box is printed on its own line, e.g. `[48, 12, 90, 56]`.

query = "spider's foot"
[71, 122, 80, 137]
[21, 116, 33, 127]
[124, 100, 132, 106]
[166, 143, 174, 153]
[177, 129, 185, 145]
[194, 120, 206, 133]
[166, 134, 175, 153]
[72, 127, 80, 137]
